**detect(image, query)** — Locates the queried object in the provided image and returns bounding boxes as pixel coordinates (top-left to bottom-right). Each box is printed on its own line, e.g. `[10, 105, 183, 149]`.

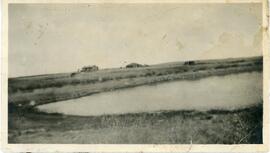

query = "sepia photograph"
[1, 0, 269, 152]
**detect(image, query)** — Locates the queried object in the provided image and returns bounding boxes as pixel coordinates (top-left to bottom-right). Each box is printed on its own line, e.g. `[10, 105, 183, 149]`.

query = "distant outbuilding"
[184, 61, 195, 65]
[80, 65, 99, 72]
[126, 63, 149, 68]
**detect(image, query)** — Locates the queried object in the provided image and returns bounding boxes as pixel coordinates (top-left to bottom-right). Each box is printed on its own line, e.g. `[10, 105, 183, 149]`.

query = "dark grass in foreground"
[8, 103, 262, 144]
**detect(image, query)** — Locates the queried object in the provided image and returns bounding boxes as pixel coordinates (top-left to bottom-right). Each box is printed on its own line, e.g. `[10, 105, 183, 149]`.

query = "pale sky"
[9, 3, 262, 77]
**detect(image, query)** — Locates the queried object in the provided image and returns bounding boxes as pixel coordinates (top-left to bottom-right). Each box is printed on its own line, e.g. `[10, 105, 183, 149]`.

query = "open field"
[8, 103, 262, 144]
[8, 56, 263, 144]
[9, 56, 262, 108]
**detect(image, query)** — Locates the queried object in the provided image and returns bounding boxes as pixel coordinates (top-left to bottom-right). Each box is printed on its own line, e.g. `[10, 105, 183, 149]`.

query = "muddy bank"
[37, 72, 262, 116]
[8, 103, 262, 144]
[8, 57, 262, 108]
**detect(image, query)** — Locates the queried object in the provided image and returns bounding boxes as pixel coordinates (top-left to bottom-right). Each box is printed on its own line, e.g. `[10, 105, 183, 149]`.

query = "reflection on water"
[37, 72, 262, 116]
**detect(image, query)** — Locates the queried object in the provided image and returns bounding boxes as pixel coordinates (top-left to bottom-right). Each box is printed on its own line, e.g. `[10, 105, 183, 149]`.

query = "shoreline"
[8, 103, 262, 144]
[7, 56, 263, 144]
[8, 57, 262, 108]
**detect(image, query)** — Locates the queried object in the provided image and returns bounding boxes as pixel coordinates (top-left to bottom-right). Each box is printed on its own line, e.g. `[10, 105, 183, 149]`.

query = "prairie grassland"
[8, 56, 262, 108]
[8, 103, 262, 144]
[8, 56, 263, 144]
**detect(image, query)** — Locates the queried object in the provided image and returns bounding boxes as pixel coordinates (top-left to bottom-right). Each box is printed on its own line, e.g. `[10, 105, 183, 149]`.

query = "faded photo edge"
[1, 0, 270, 152]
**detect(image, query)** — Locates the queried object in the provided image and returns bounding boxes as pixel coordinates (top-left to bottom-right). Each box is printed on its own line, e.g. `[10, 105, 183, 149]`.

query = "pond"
[37, 72, 262, 116]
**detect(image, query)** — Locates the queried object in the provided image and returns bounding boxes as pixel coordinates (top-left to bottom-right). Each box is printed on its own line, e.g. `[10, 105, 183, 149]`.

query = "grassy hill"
[8, 56, 263, 144]
[9, 56, 262, 108]
[8, 102, 262, 144]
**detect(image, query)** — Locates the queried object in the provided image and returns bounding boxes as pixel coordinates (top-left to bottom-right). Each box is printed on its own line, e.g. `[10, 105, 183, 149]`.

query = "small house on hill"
[184, 61, 195, 65]
[126, 63, 145, 68]
[80, 65, 99, 72]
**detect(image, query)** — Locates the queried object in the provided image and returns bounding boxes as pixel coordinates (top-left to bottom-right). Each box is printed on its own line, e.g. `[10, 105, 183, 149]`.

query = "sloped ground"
[8, 103, 262, 144]
[8, 57, 262, 108]
[8, 57, 263, 144]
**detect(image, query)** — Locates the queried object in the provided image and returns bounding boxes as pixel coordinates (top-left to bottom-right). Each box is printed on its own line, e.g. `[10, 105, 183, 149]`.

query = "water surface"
[37, 72, 262, 116]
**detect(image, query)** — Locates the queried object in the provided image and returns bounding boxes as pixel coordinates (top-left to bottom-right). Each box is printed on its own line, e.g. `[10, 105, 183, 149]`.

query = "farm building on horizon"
[80, 65, 99, 72]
